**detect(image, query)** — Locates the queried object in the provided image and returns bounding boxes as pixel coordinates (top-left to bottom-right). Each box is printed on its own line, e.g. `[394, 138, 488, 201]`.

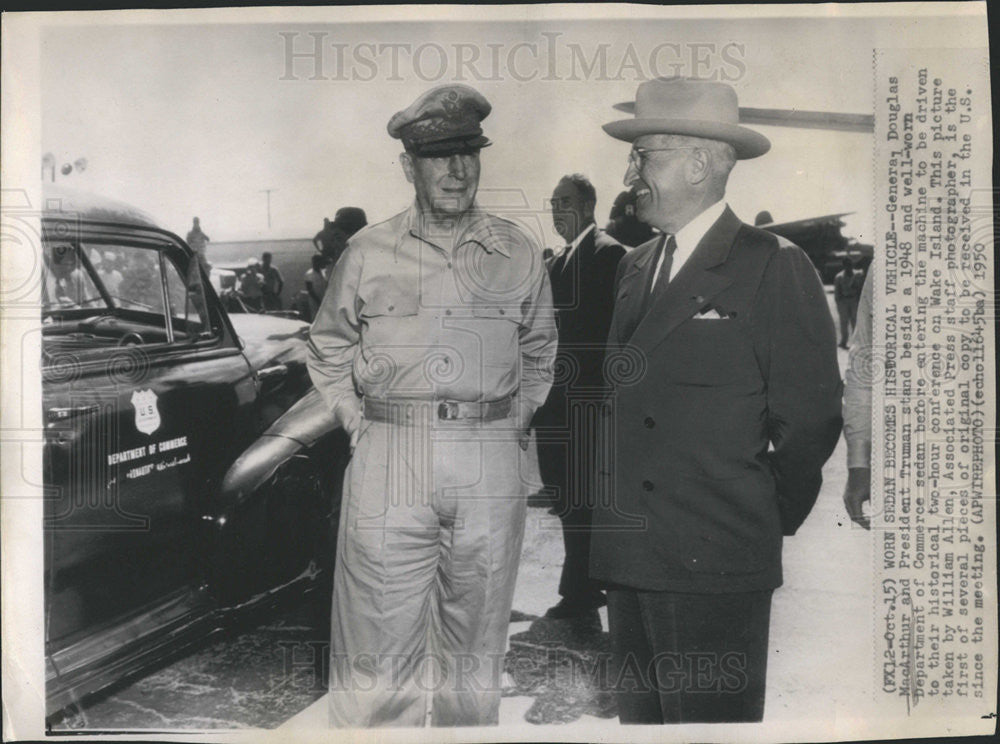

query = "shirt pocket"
[359, 288, 419, 319]
[471, 302, 523, 368]
[356, 285, 421, 386]
[471, 302, 522, 324]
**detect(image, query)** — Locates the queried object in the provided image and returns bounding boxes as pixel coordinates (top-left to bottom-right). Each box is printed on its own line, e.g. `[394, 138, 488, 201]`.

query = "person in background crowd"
[43, 243, 85, 306]
[605, 185, 655, 247]
[834, 257, 864, 348]
[119, 249, 162, 311]
[842, 269, 873, 528]
[313, 207, 368, 267]
[88, 249, 104, 281]
[302, 253, 329, 322]
[533, 173, 625, 622]
[307, 84, 556, 728]
[90, 250, 118, 299]
[186, 217, 211, 273]
[239, 257, 264, 311]
[260, 251, 284, 310]
[100, 250, 124, 296]
[332, 206, 368, 241]
[592, 77, 843, 724]
[313, 218, 337, 259]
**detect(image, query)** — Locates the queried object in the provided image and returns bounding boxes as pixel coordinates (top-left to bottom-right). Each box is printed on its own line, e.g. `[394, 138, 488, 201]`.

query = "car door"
[43, 223, 259, 662]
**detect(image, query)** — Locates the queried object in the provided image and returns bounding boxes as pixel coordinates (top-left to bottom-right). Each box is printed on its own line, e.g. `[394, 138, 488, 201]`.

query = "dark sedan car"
[40, 188, 346, 719]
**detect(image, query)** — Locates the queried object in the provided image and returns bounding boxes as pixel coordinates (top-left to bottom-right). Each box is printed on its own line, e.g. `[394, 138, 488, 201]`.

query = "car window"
[165, 256, 210, 334]
[116, 247, 166, 314]
[42, 238, 217, 353]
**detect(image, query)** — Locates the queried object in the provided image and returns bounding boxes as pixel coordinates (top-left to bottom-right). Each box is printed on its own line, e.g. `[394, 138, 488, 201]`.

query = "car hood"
[228, 314, 311, 372]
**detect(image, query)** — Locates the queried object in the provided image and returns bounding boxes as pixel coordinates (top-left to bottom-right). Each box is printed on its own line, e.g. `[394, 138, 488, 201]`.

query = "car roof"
[42, 185, 161, 230]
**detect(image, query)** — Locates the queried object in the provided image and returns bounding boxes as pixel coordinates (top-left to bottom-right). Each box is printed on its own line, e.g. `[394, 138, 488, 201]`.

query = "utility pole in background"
[259, 188, 276, 229]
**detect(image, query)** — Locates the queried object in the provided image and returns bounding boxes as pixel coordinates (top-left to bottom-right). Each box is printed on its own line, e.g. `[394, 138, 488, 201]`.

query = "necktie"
[559, 246, 573, 273]
[640, 234, 677, 318]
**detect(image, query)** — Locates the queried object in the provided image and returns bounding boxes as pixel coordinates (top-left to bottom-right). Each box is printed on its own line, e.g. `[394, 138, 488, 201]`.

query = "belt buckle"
[437, 401, 459, 420]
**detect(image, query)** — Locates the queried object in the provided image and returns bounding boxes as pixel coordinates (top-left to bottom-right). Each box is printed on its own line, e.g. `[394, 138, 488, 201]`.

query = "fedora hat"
[603, 78, 770, 159]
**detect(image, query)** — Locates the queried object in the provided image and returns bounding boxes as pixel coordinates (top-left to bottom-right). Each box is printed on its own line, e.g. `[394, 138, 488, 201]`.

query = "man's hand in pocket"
[335, 396, 363, 452]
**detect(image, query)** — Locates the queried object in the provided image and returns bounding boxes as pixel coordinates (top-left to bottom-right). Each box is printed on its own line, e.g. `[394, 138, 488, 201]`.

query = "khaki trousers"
[328, 407, 527, 727]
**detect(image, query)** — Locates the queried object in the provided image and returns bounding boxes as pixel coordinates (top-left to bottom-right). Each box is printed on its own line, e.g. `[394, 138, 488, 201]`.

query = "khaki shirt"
[307, 203, 556, 418]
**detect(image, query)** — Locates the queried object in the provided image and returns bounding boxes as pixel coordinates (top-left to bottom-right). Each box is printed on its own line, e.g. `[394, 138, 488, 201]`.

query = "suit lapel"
[629, 207, 741, 352]
[560, 232, 583, 280]
[549, 251, 566, 280]
[618, 233, 659, 284]
[552, 227, 592, 304]
[563, 226, 596, 275]
[610, 234, 661, 345]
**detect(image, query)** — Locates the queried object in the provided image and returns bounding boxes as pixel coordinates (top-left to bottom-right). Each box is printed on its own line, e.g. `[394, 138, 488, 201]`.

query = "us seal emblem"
[130, 389, 161, 435]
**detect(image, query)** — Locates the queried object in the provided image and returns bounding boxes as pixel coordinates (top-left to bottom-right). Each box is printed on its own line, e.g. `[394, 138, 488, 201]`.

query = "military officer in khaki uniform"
[307, 84, 556, 728]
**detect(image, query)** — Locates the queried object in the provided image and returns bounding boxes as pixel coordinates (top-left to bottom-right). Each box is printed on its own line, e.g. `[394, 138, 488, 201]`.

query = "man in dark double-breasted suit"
[590, 78, 843, 723]
[534, 174, 625, 620]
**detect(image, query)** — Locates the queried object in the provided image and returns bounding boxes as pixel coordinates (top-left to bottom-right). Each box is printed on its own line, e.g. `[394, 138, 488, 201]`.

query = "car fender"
[215, 387, 339, 515]
[207, 387, 343, 600]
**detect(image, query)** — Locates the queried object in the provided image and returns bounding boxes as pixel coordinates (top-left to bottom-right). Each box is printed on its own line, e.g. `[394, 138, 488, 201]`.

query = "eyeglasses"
[628, 146, 697, 170]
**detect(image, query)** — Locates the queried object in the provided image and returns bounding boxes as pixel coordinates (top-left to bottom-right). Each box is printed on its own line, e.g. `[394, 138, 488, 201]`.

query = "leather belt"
[362, 393, 515, 423]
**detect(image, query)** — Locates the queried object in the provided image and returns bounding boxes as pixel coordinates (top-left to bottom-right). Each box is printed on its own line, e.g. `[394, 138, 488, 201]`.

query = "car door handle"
[47, 405, 101, 422]
[257, 364, 288, 382]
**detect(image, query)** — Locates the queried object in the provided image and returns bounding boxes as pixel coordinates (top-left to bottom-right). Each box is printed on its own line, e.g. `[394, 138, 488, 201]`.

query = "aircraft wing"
[758, 212, 854, 232]
[611, 102, 874, 134]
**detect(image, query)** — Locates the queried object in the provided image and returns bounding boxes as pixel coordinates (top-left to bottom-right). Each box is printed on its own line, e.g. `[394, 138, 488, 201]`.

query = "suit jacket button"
[642, 480, 654, 491]
[644, 416, 655, 428]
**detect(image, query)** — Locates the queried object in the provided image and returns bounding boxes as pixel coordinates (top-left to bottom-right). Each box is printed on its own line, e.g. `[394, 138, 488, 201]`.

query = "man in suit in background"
[834, 257, 864, 348]
[591, 77, 843, 723]
[534, 174, 625, 620]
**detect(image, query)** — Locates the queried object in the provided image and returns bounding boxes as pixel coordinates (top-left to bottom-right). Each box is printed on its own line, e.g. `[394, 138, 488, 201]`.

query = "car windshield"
[42, 239, 212, 346]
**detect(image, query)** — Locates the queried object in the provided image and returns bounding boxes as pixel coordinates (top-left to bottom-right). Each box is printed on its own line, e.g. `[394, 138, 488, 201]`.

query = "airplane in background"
[752, 211, 873, 284]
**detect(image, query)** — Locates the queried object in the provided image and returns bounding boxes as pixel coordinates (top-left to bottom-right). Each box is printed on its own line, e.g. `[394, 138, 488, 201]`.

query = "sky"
[38, 8, 985, 247]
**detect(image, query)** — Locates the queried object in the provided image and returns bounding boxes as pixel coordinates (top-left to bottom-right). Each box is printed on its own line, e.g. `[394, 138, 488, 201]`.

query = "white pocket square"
[694, 308, 726, 320]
